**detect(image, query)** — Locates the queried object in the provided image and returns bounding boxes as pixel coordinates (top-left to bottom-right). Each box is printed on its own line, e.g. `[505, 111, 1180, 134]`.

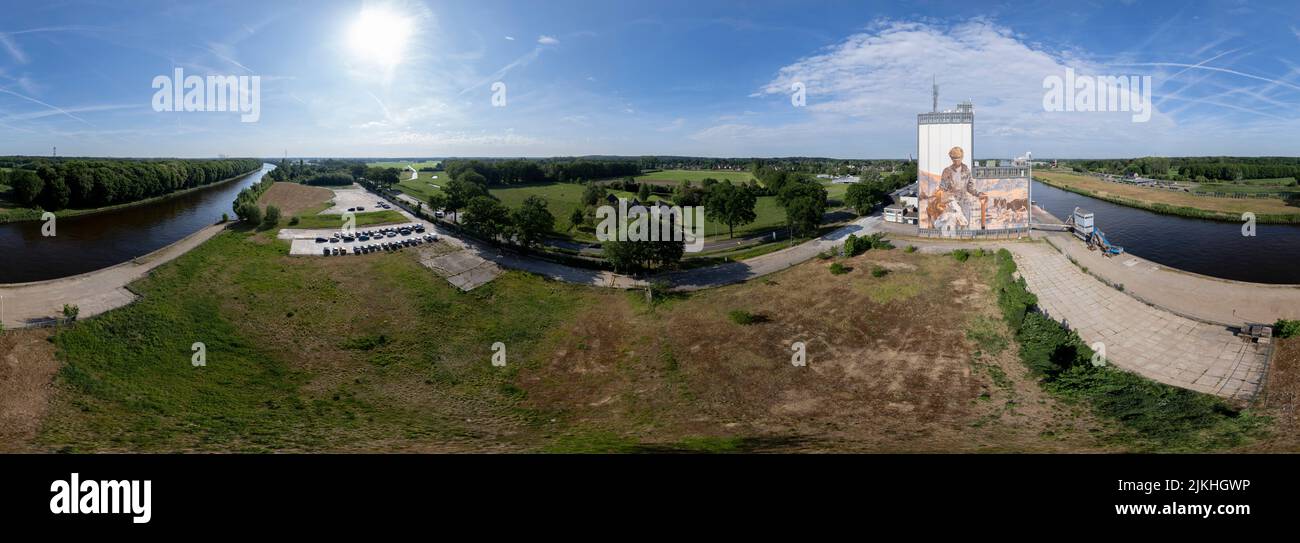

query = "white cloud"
[537, 35, 559, 45]
[505, 36, 515, 41]
[712, 20, 1214, 157]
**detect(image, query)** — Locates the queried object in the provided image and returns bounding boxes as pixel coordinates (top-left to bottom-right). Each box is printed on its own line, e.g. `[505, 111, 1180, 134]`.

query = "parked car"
[322, 247, 331, 256]
[315, 237, 327, 243]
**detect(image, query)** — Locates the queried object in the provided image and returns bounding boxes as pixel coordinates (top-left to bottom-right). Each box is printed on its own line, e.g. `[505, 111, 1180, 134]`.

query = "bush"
[221, 213, 229, 223]
[829, 262, 849, 275]
[728, 309, 762, 325]
[865, 232, 894, 250]
[951, 248, 971, 262]
[260, 205, 281, 229]
[289, 216, 300, 226]
[1275, 319, 1300, 339]
[62, 304, 80, 322]
[870, 265, 888, 278]
[904, 245, 917, 253]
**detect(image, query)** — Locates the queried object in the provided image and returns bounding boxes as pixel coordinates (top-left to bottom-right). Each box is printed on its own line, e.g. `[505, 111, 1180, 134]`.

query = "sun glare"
[348, 6, 413, 68]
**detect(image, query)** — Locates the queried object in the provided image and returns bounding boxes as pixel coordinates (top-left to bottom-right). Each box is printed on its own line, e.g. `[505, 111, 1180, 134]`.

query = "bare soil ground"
[520, 249, 1112, 452]
[0, 329, 58, 451]
[1244, 338, 1300, 451]
[258, 182, 335, 217]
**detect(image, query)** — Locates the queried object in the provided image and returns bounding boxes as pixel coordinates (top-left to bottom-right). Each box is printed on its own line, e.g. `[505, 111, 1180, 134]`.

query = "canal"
[1, 164, 272, 284]
[1032, 180, 1300, 284]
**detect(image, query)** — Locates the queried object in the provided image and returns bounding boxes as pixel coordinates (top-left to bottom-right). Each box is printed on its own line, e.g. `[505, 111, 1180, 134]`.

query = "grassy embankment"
[988, 247, 1267, 451]
[1036, 170, 1300, 224]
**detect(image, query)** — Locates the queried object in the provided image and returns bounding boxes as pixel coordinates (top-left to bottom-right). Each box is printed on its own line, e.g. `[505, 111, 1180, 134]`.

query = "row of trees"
[3, 158, 262, 211]
[443, 159, 642, 186]
[1067, 156, 1300, 182]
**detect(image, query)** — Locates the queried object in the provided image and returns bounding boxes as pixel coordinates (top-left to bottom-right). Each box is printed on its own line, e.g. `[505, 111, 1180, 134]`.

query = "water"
[1031, 180, 1300, 284]
[1, 164, 272, 284]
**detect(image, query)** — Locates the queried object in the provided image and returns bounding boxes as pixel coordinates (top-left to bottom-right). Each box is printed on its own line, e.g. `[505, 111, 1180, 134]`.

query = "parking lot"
[288, 222, 439, 256]
[319, 186, 394, 215]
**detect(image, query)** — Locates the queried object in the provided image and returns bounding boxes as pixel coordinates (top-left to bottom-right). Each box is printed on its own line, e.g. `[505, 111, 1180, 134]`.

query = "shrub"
[1275, 319, 1300, 339]
[870, 265, 888, 278]
[289, 216, 300, 226]
[951, 248, 971, 262]
[728, 309, 765, 325]
[62, 304, 80, 322]
[904, 245, 917, 253]
[260, 205, 281, 229]
[865, 232, 894, 250]
[829, 262, 849, 275]
[221, 213, 229, 223]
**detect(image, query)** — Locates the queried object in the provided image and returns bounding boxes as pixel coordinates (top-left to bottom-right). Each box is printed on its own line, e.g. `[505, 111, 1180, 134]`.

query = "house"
[884, 204, 907, 223]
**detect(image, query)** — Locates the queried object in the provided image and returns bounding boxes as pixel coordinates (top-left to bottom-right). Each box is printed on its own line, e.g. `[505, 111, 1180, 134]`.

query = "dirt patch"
[0, 329, 58, 451]
[520, 250, 1111, 452]
[258, 182, 334, 217]
[1246, 338, 1300, 451]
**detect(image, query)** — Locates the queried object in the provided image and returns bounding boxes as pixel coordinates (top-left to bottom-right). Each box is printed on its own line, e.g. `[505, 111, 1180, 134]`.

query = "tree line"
[1067, 156, 1300, 182]
[1, 157, 262, 211]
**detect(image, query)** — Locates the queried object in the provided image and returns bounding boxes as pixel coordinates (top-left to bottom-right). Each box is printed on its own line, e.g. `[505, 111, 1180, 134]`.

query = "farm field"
[1036, 170, 1300, 223]
[369, 160, 442, 170]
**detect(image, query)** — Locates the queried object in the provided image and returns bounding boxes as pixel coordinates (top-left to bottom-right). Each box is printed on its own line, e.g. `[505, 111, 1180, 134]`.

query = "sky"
[1, 0, 1299, 159]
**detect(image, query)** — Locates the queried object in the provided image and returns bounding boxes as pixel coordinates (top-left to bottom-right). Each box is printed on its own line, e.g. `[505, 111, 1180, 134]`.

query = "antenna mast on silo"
[932, 76, 938, 112]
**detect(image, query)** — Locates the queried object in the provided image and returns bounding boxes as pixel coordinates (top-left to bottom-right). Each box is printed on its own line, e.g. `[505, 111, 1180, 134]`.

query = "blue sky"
[1, 0, 1299, 158]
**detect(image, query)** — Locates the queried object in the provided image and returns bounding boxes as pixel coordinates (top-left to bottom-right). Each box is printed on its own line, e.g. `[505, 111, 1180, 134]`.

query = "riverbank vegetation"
[1035, 170, 1300, 224]
[0, 157, 261, 214]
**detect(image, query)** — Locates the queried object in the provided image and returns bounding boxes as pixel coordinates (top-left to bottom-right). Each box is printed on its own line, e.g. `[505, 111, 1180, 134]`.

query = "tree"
[261, 205, 281, 229]
[236, 202, 262, 225]
[42, 176, 71, 210]
[8, 170, 43, 207]
[581, 183, 608, 207]
[443, 177, 489, 222]
[637, 182, 651, 202]
[463, 196, 511, 242]
[426, 192, 449, 218]
[569, 207, 585, 231]
[777, 178, 828, 238]
[602, 238, 684, 273]
[703, 181, 757, 238]
[511, 196, 554, 249]
[844, 181, 888, 215]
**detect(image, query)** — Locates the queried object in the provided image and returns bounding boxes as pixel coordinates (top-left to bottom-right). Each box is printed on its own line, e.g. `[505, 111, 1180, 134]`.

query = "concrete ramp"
[420, 249, 502, 291]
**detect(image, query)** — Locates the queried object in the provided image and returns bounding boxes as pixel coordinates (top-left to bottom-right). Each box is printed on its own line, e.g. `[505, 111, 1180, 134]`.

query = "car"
[315, 237, 327, 243]
[346, 207, 355, 212]
[435, 211, 445, 218]
[329, 238, 339, 243]
[357, 206, 365, 211]
[342, 235, 355, 242]
[322, 247, 331, 256]
[386, 232, 397, 238]
[358, 235, 370, 241]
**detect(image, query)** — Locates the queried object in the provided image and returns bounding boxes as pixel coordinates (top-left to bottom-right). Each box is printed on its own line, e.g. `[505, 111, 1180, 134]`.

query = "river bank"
[0, 166, 265, 224]
[1035, 170, 1300, 224]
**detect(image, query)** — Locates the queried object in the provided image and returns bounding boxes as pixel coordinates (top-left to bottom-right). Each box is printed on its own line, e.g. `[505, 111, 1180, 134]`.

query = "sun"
[348, 6, 413, 68]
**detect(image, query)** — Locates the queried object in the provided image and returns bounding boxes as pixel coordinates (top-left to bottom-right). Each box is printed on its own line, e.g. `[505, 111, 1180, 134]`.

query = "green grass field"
[368, 160, 442, 170]
[394, 172, 448, 203]
[39, 229, 597, 451]
[289, 210, 407, 229]
[1194, 179, 1300, 194]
